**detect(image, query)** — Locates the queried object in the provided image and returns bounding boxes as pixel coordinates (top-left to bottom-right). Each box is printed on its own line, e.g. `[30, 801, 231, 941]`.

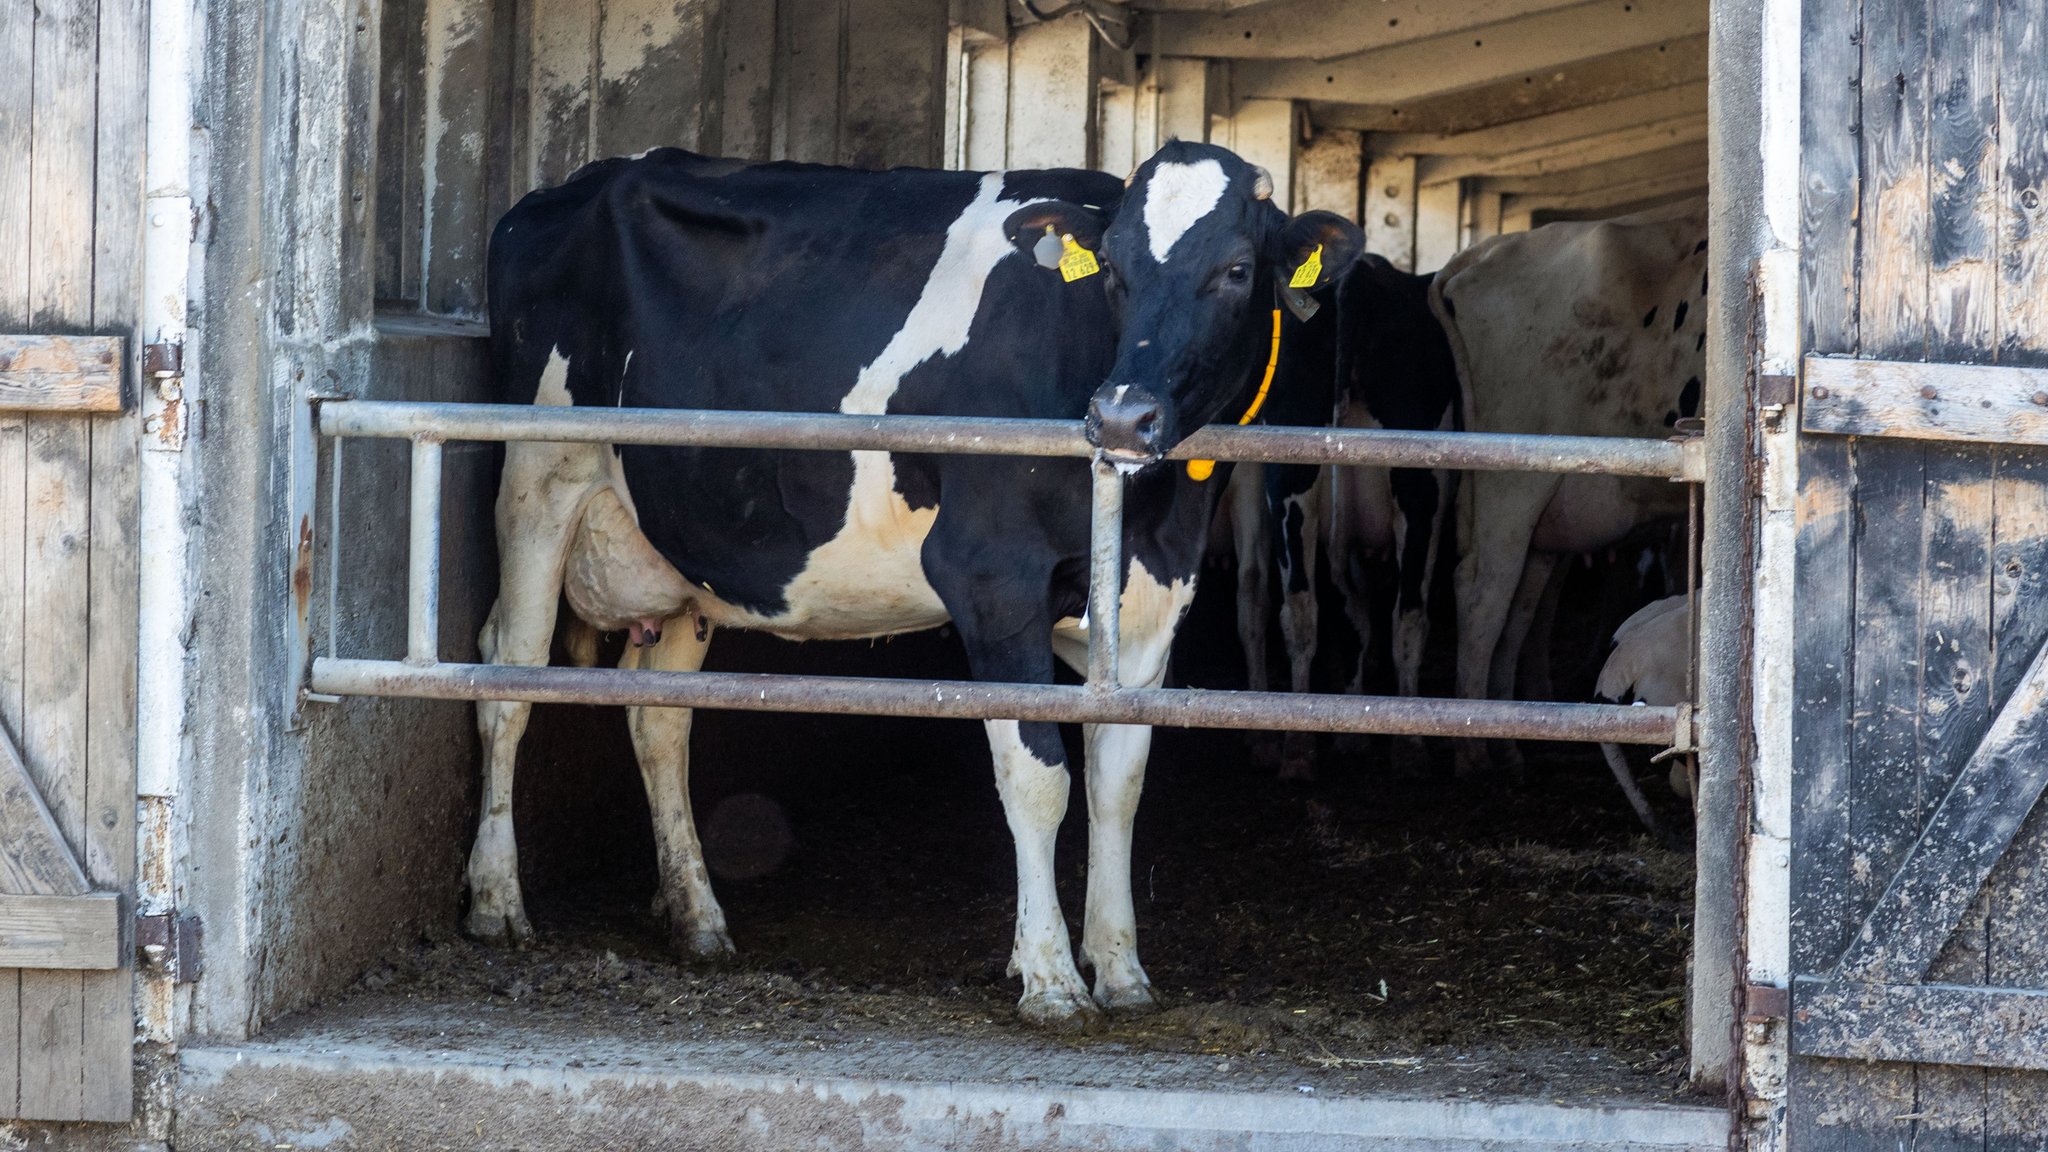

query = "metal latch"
[1758, 372, 1797, 429]
[142, 338, 189, 450]
[136, 912, 204, 983]
[141, 339, 183, 382]
[1743, 982, 1790, 1022]
[1651, 701, 1695, 765]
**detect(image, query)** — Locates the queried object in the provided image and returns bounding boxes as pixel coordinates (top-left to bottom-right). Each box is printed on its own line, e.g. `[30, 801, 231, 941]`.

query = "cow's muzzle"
[1086, 382, 1167, 464]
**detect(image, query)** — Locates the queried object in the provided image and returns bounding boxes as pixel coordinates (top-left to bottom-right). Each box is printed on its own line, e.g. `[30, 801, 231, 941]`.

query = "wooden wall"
[377, 0, 952, 318]
[0, 0, 145, 1123]
[1794, 0, 2048, 1143]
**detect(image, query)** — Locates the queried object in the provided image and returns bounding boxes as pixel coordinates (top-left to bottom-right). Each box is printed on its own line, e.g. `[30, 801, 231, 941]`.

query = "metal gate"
[302, 401, 1703, 753]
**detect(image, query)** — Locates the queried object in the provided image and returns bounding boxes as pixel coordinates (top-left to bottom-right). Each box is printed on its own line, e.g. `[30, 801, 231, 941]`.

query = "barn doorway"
[154, 0, 1760, 1146]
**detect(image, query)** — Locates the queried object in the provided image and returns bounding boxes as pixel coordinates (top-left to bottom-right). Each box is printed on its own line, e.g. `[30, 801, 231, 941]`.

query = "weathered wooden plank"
[1837, 435, 1928, 975]
[0, 0, 30, 328]
[841, 0, 945, 169]
[0, 336, 125, 414]
[29, 0, 98, 328]
[1803, 356, 2048, 445]
[777, 0, 842, 164]
[0, 717, 91, 898]
[1149, 0, 1583, 61]
[423, 0, 496, 315]
[1834, 620, 2048, 984]
[1926, 0, 1997, 356]
[527, 0, 594, 190]
[1790, 434, 1857, 976]
[0, 894, 120, 970]
[1797, 0, 1859, 357]
[82, 405, 140, 1120]
[1995, 2, 2048, 367]
[1794, 978, 2048, 1071]
[18, 967, 84, 1118]
[721, 0, 778, 161]
[377, 0, 418, 298]
[0, 968, 16, 1115]
[1858, 0, 1930, 358]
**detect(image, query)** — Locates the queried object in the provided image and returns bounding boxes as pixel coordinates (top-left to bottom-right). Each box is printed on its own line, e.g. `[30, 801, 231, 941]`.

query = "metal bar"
[1087, 457, 1124, 689]
[327, 435, 343, 660]
[319, 401, 1694, 478]
[309, 657, 1682, 744]
[406, 437, 443, 665]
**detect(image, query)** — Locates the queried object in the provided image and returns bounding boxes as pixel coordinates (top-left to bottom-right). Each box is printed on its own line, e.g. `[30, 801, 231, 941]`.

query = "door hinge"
[1758, 372, 1797, 430]
[141, 338, 188, 450]
[136, 912, 203, 983]
[1743, 982, 1790, 1022]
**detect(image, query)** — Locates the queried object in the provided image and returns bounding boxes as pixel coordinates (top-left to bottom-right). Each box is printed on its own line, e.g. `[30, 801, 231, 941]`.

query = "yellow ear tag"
[1058, 234, 1100, 283]
[1288, 243, 1324, 290]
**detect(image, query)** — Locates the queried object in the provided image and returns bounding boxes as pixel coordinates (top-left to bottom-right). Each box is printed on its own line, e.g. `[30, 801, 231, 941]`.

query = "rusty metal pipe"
[1087, 457, 1124, 689]
[318, 401, 1693, 478]
[309, 657, 1681, 744]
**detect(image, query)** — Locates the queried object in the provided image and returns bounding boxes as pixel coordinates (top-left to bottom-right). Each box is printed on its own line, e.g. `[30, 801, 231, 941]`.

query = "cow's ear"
[1274, 210, 1365, 290]
[1004, 202, 1108, 268]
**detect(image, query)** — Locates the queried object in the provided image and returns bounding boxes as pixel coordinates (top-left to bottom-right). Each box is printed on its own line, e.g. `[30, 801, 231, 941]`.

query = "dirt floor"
[339, 546, 1701, 1104]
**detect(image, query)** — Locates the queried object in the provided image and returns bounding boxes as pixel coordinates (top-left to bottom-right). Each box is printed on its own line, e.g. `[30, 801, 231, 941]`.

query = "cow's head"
[1005, 141, 1363, 465]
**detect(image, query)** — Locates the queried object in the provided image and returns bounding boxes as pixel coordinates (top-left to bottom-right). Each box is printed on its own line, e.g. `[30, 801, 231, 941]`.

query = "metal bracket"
[1651, 702, 1696, 765]
[1669, 422, 1707, 483]
[1758, 372, 1797, 430]
[142, 338, 188, 450]
[136, 912, 204, 983]
[1743, 982, 1790, 1023]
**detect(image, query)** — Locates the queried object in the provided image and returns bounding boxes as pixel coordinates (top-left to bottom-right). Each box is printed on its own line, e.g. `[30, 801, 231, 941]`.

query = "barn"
[1, 0, 2044, 1147]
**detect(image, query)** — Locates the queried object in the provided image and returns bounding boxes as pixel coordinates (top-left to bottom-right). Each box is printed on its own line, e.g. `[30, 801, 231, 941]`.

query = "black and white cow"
[467, 142, 1363, 1028]
[1226, 253, 1461, 778]
[1431, 200, 1705, 776]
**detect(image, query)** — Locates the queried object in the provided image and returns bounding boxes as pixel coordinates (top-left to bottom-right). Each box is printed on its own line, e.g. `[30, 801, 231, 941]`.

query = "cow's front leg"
[1053, 558, 1192, 1015]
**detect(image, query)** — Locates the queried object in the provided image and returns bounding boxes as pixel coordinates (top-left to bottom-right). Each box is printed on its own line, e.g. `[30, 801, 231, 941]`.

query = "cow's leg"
[1388, 467, 1448, 774]
[620, 615, 732, 958]
[1453, 473, 1559, 777]
[1050, 563, 1189, 1014]
[1273, 466, 1323, 780]
[467, 441, 598, 946]
[1487, 551, 1559, 781]
[1515, 554, 1569, 703]
[1228, 463, 1272, 693]
[927, 544, 1097, 1029]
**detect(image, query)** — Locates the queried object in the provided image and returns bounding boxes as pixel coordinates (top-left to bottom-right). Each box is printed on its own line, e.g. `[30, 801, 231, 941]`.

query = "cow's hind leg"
[1452, 472, 1558, 777]
[467, 441, 599, 946]
[1274, 467, 1323, 780]
[621, 615, 733, 958]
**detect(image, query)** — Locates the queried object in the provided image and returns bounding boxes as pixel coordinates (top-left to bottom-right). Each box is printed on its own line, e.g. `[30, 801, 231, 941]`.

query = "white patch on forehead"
[1142, 159, 1229, 264]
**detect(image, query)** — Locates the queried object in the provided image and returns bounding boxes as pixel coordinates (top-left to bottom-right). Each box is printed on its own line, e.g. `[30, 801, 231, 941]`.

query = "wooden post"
[1005, 13, 1098, 168]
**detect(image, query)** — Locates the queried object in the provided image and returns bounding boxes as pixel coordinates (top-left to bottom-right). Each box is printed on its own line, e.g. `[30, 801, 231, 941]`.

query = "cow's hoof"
[465, 906, 534, 949]
[675, 924, 737, 960]
[1095, 981, 1159, 1015]
[1018, 987, 1107, 1032]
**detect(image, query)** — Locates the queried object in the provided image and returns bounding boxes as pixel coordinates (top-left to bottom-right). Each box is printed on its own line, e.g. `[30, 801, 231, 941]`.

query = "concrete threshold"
[175, 1017, 1730, 1152]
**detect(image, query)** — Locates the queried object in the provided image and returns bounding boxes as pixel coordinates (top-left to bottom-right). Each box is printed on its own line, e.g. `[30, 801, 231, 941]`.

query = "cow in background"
[1431, 200, 1707, 777]
[472, 142, 1364, 1029]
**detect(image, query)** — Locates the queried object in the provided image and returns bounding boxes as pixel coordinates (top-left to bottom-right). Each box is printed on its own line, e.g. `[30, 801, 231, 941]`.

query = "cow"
[1594, 593, 1692, 840]
[466, 141, 1364, 1030]
[1430, 200, 1706, 777]
[1225, 253, 1461, 779]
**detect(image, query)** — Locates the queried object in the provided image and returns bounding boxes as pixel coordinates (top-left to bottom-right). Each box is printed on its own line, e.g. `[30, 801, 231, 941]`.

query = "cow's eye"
[1225, 262, 1252, 285]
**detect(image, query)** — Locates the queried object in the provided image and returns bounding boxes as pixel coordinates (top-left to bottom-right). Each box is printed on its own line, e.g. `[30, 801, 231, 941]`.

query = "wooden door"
[0, 0, 146, 1124]
[1790, 0, 2048, 1143]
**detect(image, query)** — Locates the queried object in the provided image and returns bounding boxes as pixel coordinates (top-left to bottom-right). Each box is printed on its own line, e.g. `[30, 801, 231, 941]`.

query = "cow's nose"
[1087, 383, 1166, 463]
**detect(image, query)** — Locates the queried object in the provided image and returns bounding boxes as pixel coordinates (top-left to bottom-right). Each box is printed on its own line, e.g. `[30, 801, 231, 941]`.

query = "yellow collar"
[1186, 307, 1282, 481]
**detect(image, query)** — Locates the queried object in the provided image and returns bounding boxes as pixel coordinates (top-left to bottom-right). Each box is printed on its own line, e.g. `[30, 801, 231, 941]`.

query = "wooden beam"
[1792, 978, 2048, 1072]
[1801, 356, 2048, 446]
[1146, 0, 1584, 61]
[0, 892, 119, 969]
[0, 716, 91, 897]
[0, 336, 123, 414]
[1415, 114, 1707, 184]
[1472, 141, 1706, 196]
[1818, 574, 2048, 983]
[1232, 0, 1708, 106]
[1308, 35, 1708, 135]
[1368, 81, 1705, 156]
[1496, 170, 1707, 218]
